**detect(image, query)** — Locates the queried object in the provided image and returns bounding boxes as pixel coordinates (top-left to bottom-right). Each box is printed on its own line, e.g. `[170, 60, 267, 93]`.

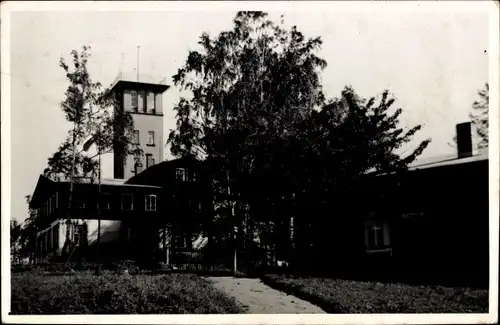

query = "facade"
[359, 147, 489, 288]
[125, 155, 213, 264]
[30, 175, 163, 264]
[30, 73, 214, 266]
[30, 156, 212, 265]
[109, 73, 170, 180]
[292, 122, 490, 288]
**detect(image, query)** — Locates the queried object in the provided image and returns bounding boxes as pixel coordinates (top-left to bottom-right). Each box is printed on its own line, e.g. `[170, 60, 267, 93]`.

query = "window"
[75, 196, 86, 209]
[134, 160, 144, 175]
[145, 194, 157, 211]
[146, 154, 155, 168]
[133, 130, 140, 144]
[51, 194, 56, 213]
[53, 224, 59, 252]
[174, 235, 187, 249]
[147, 131, 155, 146]
[47, 228, 53, 251]
[138, 90, 146, 112]
[176, 168, 186, 182]
[99, 193, 111, 210]
[365, 221, 390, 251]
[121, 194, 133, 211]
[131, 91, 138, 111]
[147, 92, 155, 113]
[73, 224, 87, 246]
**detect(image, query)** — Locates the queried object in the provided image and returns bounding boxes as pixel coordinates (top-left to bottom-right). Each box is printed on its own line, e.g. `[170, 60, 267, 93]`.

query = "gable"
[29, 175, 56, 209]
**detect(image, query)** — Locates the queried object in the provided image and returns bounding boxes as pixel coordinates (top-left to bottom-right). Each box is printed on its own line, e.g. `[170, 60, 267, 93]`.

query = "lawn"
[262, 274, 489, 313]
[11, 272, 245, 314]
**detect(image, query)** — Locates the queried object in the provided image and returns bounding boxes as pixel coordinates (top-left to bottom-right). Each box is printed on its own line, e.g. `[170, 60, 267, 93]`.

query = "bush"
[11, 272, 244, 314]
[261, 274, 488, 313]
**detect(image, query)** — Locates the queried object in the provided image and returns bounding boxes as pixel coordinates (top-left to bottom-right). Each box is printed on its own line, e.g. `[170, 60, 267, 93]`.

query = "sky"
[7, 4, 490, 223]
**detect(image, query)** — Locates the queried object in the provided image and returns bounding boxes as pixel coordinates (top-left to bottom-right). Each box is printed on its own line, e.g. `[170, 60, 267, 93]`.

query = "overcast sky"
[7, 3, 490, 222]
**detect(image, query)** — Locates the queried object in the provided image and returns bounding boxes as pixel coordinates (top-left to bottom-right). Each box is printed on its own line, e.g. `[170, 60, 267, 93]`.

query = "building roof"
[367, 147, 489, 178]
[125, 155, 201, 186]
[109, 72, 170, 93]
[29, 174, 161, 208]
[100, 179, 161, 189]
[408, 147, 488, 171]
[63, 176, 161, 188]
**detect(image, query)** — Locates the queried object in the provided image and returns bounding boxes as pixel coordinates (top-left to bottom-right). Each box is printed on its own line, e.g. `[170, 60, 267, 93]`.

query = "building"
[30, 175, 163, 264]
[125, 155, 213, 265]
[359, 144, 489, 288]
[109, 73, 169, 180]
[30, 73, 180, 265]
[30, 155, 212, 265]
[294, 122, 490, 288]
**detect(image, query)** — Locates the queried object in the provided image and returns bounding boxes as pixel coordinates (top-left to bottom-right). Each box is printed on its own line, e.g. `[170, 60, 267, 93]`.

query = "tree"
[41, 46, 142, 270]
[168, 11, 327, 269]
[17, 195, 38, 264]
[448, 83, 489, 149]
[44, 46, 142, 184]
[470, 83, 489, 148]
[11, 220, 22, 263]
[43, 46, 142, 194]
[169, 12, 431, 270]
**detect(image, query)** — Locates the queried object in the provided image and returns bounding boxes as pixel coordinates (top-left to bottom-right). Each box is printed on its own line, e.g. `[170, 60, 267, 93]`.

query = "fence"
[169, 248, 277, 274]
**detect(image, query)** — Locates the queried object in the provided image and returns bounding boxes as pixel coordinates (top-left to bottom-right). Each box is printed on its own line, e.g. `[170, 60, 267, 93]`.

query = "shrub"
[262, 274, 488, 313]
[11, 272, 244, 314]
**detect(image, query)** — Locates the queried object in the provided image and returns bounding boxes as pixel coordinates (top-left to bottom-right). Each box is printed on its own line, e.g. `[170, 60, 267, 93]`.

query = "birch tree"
[168, 12, 326, 269]
[470, 83, 489, 148]
[43, 46, 142, 186]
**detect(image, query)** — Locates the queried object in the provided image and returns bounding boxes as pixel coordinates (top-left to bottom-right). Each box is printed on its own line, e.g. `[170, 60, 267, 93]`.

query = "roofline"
[125, 155, 201, 185]
[367, 154, 488, 178]
[32, 174, 161, 189]
[110, 80, 170, 94]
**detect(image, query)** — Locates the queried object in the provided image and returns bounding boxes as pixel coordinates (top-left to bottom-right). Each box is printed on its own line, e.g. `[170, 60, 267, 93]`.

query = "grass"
[11, 272, 245, 314]
[262, 274, 489, 313]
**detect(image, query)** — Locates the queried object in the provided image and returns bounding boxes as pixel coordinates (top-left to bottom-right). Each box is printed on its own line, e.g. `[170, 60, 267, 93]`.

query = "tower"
[109, 73, 170, 180]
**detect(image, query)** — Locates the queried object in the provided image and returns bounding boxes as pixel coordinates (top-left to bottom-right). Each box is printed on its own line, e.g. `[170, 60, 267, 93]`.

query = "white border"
[2, 1, 499, 324]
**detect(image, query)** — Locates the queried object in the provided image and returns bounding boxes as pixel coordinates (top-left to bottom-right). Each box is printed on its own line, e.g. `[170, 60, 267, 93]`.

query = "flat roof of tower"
[109, 72, 170, 93]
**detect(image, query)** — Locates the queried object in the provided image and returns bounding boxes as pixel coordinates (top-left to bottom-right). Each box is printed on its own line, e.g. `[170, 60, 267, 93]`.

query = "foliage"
[168, 11, 328, 257]
[470, 82, 489, 148]
[262, 274, 488, 313]
[10, 220, 22, 263]
[168, 11, 430, 258]
[14, 195, 38, 263]
[43, 45, 142, 183]
[11, 273, 244, 314]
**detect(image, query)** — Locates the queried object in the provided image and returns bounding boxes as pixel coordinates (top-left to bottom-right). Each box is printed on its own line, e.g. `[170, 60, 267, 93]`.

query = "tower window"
[146, 154, 155, 168]
[147, 131, 155, 146]
[133, 130, 140, 144]
[138, 91, 146, 112]
[134, 159, 144, 175]
[131, 91, 138, 112]
[147, 92, 156, 114]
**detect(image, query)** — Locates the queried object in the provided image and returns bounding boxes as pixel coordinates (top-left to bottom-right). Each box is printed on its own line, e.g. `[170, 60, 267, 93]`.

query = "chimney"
[456, 122, 473, 158]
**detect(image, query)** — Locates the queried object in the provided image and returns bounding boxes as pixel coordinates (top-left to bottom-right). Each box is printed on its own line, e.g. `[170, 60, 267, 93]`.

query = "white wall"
[85, 219, 122, 245]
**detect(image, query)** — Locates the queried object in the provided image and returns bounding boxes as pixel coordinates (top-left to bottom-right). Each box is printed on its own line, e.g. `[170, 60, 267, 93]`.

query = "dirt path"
[206, 276, 326, 314]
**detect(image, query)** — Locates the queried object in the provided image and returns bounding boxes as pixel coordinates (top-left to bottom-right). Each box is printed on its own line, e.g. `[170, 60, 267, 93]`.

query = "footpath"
[206, 276, 326, 314]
